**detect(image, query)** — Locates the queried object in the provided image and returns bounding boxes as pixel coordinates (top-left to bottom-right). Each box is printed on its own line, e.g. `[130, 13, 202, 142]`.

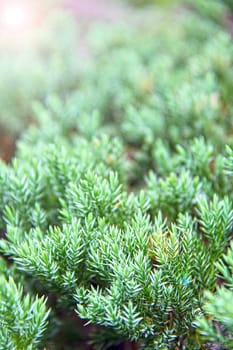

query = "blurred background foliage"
[0, 0, 232, 137]
[0, 0, 232, 172]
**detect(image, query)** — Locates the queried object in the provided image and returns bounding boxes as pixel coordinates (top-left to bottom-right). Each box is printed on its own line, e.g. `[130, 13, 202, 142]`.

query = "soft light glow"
[2, 4, 29, 30]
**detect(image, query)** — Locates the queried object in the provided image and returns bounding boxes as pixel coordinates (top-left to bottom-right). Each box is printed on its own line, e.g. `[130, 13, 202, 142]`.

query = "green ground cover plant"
[0, 1, 233, 349]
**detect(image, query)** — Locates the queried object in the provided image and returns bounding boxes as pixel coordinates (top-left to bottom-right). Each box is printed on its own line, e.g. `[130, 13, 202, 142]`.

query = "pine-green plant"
[0, 138, 233, 349]
[196, 241, 233, 349]
[1, 1, 233, 349]
[196, 147, 233, 349]
[0, 273, 49, 350]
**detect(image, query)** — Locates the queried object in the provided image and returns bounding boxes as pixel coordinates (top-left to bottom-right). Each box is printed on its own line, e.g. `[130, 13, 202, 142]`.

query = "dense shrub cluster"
[0, 1, 233, 349]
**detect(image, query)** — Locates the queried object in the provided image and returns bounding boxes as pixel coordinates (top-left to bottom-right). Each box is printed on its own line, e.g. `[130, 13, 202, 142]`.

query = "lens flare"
[1, 3, 31, 31]
[3, 7, 25, 27]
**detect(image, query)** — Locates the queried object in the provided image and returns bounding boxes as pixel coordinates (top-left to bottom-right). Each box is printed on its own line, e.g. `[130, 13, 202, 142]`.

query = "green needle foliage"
[196, 241, 233, 348]
[0, 1, 233, 349]
[0, 137, 233, 349]
[196, 148, 233, 348]
[0, 274, 49, 350]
